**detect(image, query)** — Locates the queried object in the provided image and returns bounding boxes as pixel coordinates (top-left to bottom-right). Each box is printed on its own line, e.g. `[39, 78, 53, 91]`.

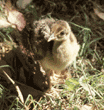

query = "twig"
[2, 70, 29, 109]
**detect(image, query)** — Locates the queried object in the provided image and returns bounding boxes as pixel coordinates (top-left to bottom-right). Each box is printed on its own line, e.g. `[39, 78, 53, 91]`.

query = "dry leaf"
[17, 0, 32, 9]
[0, 17, 12, 28]
[7, 10, 26, 31]
[80, 104, 95, 110]
[0, 1, 26, 31]
[94, 8, 104, 20]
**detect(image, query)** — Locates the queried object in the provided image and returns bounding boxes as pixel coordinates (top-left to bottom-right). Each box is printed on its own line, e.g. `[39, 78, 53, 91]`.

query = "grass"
[0, 0, 104, 109]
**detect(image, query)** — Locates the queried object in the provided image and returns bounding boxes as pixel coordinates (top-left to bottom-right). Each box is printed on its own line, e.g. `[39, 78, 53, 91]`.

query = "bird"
[32, 19, 80, 88]
[39, 20, 80, 72]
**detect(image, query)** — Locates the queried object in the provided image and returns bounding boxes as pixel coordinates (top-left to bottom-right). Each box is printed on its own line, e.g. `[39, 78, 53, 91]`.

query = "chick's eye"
[60, 31, 65, 35]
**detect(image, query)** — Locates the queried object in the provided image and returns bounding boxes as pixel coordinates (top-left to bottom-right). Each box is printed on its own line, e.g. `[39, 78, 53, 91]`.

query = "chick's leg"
[45, 69, 52, 89]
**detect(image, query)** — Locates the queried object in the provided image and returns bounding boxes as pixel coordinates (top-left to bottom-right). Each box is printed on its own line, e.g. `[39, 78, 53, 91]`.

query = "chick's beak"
[47, 33, 55, 42]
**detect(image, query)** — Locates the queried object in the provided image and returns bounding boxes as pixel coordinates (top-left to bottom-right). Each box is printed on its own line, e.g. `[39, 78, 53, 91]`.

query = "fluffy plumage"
[32, 19, 80, 88]
[40, 20, 80, 72]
